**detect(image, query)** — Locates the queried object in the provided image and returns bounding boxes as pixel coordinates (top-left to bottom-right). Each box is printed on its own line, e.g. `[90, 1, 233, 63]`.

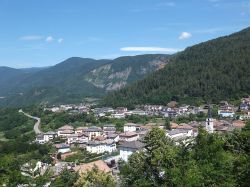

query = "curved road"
[19, 109, 42, 134]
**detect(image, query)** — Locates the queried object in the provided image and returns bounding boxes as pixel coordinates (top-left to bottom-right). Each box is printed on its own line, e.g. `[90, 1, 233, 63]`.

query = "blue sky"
[0, 0, 249, 68]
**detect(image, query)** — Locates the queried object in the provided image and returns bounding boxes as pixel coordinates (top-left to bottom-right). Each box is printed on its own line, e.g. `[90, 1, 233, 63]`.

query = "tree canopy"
[119, 124, 250, 187]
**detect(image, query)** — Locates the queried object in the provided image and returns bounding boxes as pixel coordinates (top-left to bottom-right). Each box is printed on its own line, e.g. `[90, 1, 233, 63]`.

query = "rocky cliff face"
[84, 55, 169, 91]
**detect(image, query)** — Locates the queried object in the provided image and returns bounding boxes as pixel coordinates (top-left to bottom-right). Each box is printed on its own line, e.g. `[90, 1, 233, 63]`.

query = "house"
[241, 97, 250, 105]
[52, 162, 74, 176]
[36, 134, 46, 144]
[240, 112, 250, 120]
[55, 143, 71, 153]
[44, 131, 57, 142]
[94, 107, 115, 117]
[218, 110, 235, 118]
[83, 126, 103, 140]
[60, 105, 73, 111]
[57, 125, 74, 137]
[103, 124, 116, 134]
[67, 133, 89, 144]
[106, 133, 120, 142]
[35, 131, 57, 144]
[116, 107, 127, 114]
[119, 132, 139, 142]
[176, 123, 193, 130]
[131, 109, 146, 116]
[123, 123, 140, 132]
[144, 105, 163, 112]
[170, 122, 179, 129]
[232, 120, 246, 129]
[75, 127, 87, 134]
[240, 102, 249, 110]
[110, 113, 125, 119]
[137, 129, 149, 139]
[94, 135, 107, 141]
[86, 140, 116, 154]
[166, 129, 193, 140]
[119, 140, 145, 162]
[164, 110, 177, 118]
[178, 105, 189, 115]
[214, 125, 234, 133]
[74, 160, 111, 175]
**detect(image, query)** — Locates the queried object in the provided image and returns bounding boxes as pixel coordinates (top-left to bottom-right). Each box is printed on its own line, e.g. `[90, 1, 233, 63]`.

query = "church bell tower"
[206, 105, 214, 133]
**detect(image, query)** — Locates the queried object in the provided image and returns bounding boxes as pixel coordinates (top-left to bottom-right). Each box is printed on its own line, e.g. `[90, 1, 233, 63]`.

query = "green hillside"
[0, 55, 169, 107]
[102, 27, 250, 107]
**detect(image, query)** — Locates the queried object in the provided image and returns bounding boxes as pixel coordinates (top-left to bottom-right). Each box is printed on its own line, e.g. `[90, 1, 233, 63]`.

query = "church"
[205, 105, 214, 133]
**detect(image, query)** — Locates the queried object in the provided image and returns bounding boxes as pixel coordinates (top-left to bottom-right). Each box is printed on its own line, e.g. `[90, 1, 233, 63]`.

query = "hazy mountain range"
[0, 54, 169, 107]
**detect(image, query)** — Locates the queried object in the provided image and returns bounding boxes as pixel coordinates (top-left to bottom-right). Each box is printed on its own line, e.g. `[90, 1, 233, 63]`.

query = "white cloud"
[120, 47, 181, 53]
[58, 38, 64, 43]
[194, 28, 223, 34]
[157, 2, 175, 7]
[46, 36, 54, 42]
[178, 32, 192, 40]
[19, 35, 43, 41]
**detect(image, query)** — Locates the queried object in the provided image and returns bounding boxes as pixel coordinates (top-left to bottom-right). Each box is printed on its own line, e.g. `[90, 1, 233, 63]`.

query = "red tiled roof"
[74, 160, 111, 174]
[58, 125, 74, 130]
[94, 136, 106, 141]
[233, 120, 246, 128]
[120, 132, 138, 138]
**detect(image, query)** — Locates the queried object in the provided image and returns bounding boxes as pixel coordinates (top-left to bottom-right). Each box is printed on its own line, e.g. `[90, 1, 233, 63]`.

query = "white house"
[240, 102, 249, 110]
[55, 143, 71, 154]
[75, 127, 87, 134]
[57, 125, 74, 137]
[111, 113, 125, 119]
[44, 131, 57, 142]
[218, 110, 235, 118]
[166, 129, 193, 140]
[103, 124, 116, 134]
[35, 131, 57, 144]
[86, 140, 116, 154]
[131, 109, 146, 116]
[36, 134, 46, 144]
[119, 132, 139, 142]
[240, 112, 250, 120]
[67, 133, 89, 144]
[119, 140, 145, 162]
[123, 123, 140, 132]
[116, 107, 128, 114]
[106, 133, 120, 142]
[51, 107, 60, 112]
[83, 126, 103, 140]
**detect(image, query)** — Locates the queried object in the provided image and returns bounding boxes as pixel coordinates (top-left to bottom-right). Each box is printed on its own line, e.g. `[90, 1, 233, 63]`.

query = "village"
[20, 96, 250, 182]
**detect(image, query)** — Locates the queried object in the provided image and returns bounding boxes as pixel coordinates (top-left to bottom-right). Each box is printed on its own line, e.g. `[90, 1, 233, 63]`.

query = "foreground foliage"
[120, 123, 250, 187]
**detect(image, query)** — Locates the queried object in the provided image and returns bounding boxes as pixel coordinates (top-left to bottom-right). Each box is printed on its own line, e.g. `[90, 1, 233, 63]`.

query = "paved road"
[19, 109, 42, 134]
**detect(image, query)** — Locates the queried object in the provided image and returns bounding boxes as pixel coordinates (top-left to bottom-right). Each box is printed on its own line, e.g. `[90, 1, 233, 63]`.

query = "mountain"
[0, 55, 169, 107]
[102, 27, 250, 108]
[84, 54, 169, 91]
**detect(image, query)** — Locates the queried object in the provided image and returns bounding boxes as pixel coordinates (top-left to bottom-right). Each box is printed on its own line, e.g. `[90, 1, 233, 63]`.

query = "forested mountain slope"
[0, 55, 169, 107]
[102, 27, 250, 107]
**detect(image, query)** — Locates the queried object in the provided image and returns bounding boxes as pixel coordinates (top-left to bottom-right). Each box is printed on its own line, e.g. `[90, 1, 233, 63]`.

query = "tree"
[51, 169, 78, 187]
[74, 166, 116, 187]
[192, 128, 236, 186]
[120, 128, 179, 187]
[164, 118, 171, 130]
[57, 152, 61, 160]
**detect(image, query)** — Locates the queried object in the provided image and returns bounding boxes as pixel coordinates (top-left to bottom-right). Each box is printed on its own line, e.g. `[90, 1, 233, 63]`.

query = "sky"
[0, 0, 249, 68]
